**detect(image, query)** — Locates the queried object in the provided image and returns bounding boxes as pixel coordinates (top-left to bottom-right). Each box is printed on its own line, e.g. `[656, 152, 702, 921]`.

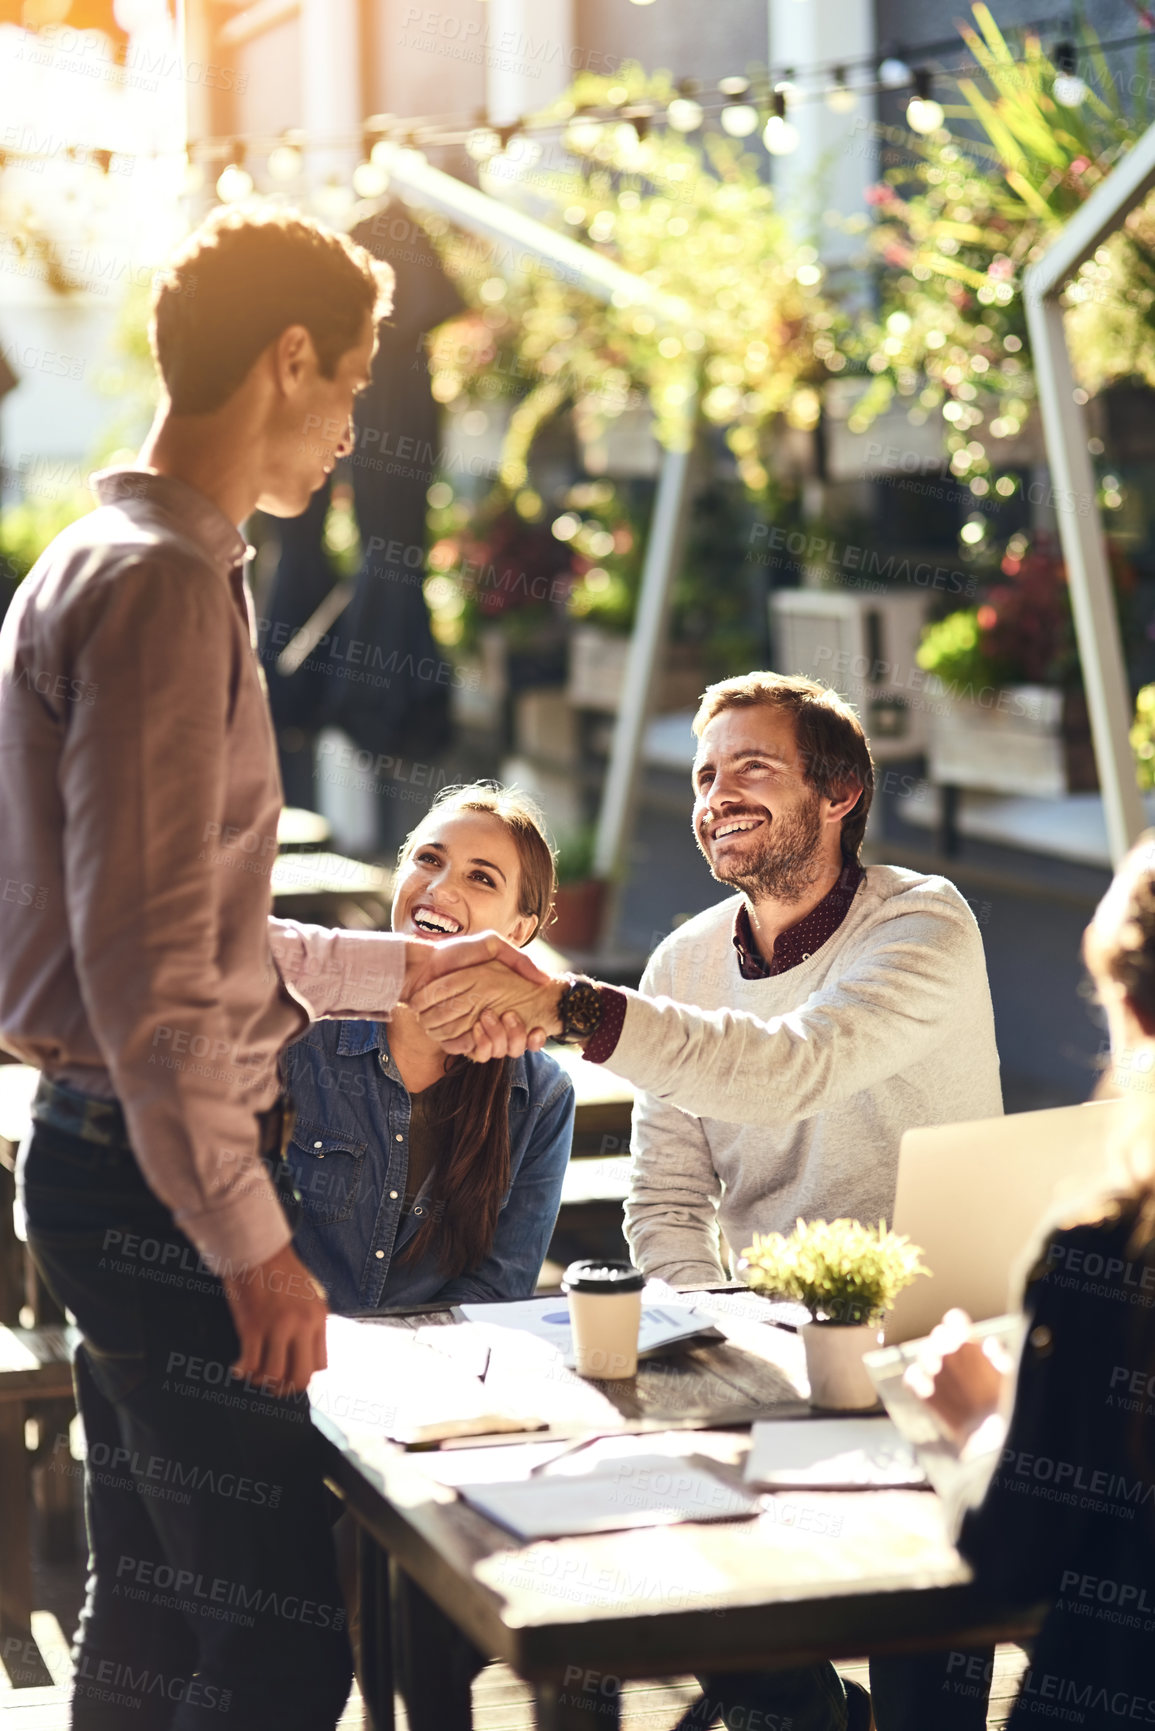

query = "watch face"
[561, 979, 603, 1042]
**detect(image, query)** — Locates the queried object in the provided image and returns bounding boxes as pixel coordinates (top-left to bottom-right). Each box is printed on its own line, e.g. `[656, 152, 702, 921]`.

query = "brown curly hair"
[150, 205, 395, 414]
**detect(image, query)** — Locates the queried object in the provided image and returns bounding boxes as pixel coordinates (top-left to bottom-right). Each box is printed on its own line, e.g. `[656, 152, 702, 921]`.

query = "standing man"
[0, 205, 533, 1730]
[413, 671, 1004, 1731]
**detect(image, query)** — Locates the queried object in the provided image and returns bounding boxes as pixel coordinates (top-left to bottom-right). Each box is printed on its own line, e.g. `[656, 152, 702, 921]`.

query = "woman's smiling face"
[391, 809, 535, 948]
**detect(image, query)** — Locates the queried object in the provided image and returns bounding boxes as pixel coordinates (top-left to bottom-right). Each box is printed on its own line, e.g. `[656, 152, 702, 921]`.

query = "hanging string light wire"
[13, 10, 1155, 180]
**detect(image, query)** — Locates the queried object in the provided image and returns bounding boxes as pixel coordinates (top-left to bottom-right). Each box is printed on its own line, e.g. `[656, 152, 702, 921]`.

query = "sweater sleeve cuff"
[582, 986, 628, 1063]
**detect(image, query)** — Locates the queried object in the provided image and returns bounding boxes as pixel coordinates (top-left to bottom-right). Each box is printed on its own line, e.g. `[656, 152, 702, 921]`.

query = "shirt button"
[313, 1140, 323, 1149]
[395, 1134, 403, 1143]
[389, 1190, 398, 1200]
[375, 1249, 385, 1259]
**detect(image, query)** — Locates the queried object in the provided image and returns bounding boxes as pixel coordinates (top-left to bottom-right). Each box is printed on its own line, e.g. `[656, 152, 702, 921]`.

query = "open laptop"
[884, 1096, 1125, 1345]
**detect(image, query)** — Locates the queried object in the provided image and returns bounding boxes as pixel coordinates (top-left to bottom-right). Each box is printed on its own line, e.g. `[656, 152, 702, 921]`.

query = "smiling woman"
[279, 783, 576, 1312]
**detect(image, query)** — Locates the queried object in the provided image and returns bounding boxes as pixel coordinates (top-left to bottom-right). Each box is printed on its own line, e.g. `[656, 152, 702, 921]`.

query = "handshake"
[399, 932, 568, 1060]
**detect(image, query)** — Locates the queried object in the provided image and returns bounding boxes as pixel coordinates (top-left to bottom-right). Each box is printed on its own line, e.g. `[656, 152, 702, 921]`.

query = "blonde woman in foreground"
[911, 834, 1155, 1731]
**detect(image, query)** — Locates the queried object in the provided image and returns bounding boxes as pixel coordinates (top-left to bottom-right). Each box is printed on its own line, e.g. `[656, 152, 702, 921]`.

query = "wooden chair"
[0, 1325, 77, 1687]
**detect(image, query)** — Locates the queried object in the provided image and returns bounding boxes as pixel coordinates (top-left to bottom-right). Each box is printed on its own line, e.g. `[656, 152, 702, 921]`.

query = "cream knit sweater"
[617, 864, 1003, 1285]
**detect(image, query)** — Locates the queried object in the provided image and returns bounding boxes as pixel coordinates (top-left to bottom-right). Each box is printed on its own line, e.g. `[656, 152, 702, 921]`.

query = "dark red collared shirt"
[731, 860, 865, 980]
[582, 860, 866, 1063]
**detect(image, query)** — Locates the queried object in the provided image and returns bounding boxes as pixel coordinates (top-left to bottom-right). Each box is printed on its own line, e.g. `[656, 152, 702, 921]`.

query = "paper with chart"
[458, 1286, 720, 1368]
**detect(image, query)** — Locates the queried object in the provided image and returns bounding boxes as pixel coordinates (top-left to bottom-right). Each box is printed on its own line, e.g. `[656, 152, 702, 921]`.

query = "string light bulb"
[878, 56, 912, 88]
[1052, 42, 1088, 107]
[763, 89, 799, 156]
[826, 68, 856, 112]
[267, 145, 301, 181]
[352, 157, 389, 198]
[906, 69, 944, 134]
[216, 146, 253, 203]
[720, 103, 760, 137]
[667, 96, 703, 131]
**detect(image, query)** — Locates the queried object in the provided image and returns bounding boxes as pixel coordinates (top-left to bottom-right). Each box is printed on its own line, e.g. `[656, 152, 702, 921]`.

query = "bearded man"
[417, 669, 1003, 1282]
[621, 670, 1004, 1284]
[412, 670, 1005, 1731]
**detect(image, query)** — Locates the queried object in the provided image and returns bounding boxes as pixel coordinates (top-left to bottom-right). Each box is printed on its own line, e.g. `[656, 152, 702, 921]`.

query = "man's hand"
[408, 956, 565, 1054]
[400, 931, 545, 1003]
[222, 1242, 329, 1397]
[902, 1308, 1012, 1445]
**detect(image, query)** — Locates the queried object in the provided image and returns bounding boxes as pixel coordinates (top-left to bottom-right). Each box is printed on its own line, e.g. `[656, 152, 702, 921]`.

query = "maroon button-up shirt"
[731, 860, 865, 980]
[584, 861, 865, 1063]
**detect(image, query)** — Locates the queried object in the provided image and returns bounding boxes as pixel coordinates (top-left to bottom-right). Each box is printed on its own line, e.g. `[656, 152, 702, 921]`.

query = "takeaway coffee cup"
[562, 1259, 645, 1379]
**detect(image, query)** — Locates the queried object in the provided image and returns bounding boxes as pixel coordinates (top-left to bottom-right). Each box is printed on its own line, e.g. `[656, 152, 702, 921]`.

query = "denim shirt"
[280, 1020, 575, 1314]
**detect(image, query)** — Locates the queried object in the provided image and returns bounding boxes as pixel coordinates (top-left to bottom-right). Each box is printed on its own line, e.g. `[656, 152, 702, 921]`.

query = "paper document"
[458, 1453, 761, 1541]
[458, 1288, 720, 1365]
[744, 1417, 927, 1490]
[310, 1315, 544, 1446]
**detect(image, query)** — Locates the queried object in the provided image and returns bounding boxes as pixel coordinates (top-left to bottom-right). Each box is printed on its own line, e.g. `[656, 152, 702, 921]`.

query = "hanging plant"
[424, 66, 839, 500]
[848, 6, 1154, 496]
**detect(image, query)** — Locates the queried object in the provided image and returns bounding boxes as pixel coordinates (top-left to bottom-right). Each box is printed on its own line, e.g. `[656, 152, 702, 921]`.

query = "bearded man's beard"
[704, 792, 826, 902]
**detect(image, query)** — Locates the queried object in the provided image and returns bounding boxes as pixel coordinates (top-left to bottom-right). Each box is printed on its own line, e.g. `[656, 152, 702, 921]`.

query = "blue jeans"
[18, 1115, 352, 1730]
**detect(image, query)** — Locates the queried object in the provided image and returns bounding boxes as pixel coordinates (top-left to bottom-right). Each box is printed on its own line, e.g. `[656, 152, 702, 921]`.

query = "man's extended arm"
[411, 898, 992, 1125]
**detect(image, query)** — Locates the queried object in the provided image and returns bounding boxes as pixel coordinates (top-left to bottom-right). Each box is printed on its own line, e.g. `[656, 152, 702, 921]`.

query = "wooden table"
[311, 1293, 1043, 1731]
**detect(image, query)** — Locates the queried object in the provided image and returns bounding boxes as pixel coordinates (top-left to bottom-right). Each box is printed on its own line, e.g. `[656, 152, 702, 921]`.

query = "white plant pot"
[801, 1322, 883, 1412]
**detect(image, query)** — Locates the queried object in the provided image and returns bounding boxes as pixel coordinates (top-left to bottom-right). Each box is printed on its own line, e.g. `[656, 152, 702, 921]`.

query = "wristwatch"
[555, 974, 605, 1046]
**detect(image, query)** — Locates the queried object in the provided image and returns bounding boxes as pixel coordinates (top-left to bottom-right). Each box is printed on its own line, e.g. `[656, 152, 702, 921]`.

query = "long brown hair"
[397, 783, 557, 1278]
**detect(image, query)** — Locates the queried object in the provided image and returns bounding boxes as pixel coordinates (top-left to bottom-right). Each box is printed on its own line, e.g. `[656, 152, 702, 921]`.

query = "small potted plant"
[548, 825, 607, 954]
[739, 1219, 929, 1411]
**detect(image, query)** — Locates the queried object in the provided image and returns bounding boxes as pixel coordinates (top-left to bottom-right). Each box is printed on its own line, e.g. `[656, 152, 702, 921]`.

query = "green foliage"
[847, 6, 1155, 492]
[0, 491, 92, 584]
[1132, 684, 1155, 791]
[916, 536, 1134, 695]
[554, 824, 598, 885]
[426, 68, 837, 498]
[916, 607, 992, 690]
[739, 1217, 929, 1327]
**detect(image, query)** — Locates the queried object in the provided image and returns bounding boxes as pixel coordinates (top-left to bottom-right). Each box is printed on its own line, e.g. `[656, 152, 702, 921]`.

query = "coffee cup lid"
[562, 1259, 645, 1294]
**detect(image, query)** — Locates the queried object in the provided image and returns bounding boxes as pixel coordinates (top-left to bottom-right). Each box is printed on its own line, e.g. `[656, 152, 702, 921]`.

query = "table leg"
[391, 1562, 479, 1731]
[534, 1675, 621, 1730]
[356, 1525, 394, 1731]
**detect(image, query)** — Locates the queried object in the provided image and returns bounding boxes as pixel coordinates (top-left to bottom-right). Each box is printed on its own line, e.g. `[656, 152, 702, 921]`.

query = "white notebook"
[744, 1417, 927, 1490]
[459, 1454, 762, 1541]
